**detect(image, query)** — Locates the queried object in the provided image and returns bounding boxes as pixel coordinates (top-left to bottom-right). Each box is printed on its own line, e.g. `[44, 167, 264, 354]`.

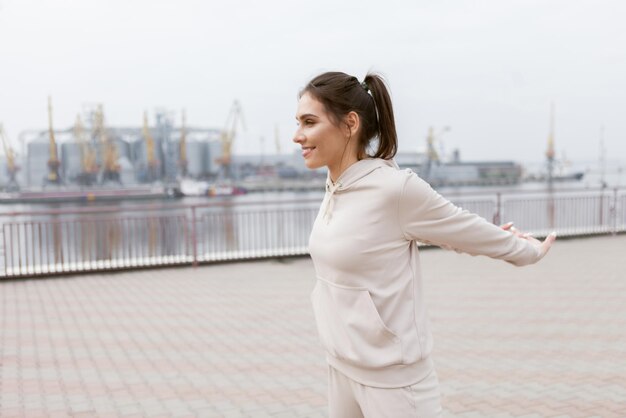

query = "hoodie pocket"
[310, 279, 402, 368]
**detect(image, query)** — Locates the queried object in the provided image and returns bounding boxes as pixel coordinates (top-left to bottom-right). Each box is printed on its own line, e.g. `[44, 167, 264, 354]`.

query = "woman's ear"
[343, 111, 360, 138]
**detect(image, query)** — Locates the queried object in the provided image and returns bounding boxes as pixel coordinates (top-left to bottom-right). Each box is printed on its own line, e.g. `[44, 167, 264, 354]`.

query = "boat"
[179, 178, 210, 196]
[207, 184, 247, 197]
[523, 171, 585, 183]
[179, 178, 246, 197]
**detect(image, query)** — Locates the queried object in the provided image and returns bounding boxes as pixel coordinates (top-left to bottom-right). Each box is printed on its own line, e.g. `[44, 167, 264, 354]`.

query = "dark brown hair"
[300, 71, 398, 160]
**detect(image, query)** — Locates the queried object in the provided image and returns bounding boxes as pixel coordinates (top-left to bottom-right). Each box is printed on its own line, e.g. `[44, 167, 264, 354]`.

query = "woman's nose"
[293, 130, 304, 143]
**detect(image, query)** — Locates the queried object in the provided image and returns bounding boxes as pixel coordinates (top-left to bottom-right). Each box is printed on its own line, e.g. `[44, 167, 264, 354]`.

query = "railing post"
[1, 224, 6, 277]
[612, 187, 618, 236]
[191, 206, 198, 267]
[493, 192, 502, 225]
[599, 189, 604, 229]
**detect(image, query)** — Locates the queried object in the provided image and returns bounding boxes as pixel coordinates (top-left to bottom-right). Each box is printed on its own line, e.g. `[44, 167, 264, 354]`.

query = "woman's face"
[293, 92, 352, 173]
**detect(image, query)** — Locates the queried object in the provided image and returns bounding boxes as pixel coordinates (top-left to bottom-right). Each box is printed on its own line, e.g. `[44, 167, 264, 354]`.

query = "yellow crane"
[218, 100, 246, 179]
[426, 126, 440, 163]
[179, 109, 187, 177]
[46, 96, 62, 184]
[94, 104, 121, 184]
[0, 123, 20, 191]
[546, 102, 556, 185]
[142, 111, 158, 182]
[421, 126, 450, 182]
[74, 114, 99, 185]
[546, 102, 556, 161]
[274, 123, 281, 154]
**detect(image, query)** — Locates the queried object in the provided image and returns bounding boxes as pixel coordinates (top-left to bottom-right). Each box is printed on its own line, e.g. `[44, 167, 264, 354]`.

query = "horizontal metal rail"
[1, 188, 624, 278]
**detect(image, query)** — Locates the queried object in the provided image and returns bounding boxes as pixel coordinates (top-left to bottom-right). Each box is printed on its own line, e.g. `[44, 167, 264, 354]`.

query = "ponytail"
[301, 71, 398, 160]
[363, 73, 398, 159]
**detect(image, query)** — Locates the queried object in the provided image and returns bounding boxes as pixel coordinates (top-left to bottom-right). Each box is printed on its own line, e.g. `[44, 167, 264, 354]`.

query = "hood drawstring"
[323, 180, 342, 224]
[319, 158, 397, 225]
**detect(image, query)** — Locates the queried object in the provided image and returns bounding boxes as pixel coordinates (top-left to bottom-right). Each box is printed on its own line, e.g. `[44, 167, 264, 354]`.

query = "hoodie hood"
[322, 158, 399, 223]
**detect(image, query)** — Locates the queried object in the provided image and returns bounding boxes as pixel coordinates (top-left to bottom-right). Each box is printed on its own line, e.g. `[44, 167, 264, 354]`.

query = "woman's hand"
[501, 222, 557, 260]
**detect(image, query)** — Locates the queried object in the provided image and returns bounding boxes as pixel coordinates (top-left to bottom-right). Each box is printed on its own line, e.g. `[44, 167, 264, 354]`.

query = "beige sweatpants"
[328, 365, 443, 418]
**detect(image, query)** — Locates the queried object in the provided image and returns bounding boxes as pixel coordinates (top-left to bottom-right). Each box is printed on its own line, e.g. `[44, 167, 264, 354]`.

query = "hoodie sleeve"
[398, 171, 541, 266]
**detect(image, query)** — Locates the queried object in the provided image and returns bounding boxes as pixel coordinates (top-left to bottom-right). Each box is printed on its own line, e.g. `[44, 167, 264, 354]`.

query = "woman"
[293, 71, 556, 417]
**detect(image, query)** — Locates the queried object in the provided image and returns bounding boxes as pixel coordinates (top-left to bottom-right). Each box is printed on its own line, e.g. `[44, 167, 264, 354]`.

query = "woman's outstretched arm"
[398, 171, 556, 266]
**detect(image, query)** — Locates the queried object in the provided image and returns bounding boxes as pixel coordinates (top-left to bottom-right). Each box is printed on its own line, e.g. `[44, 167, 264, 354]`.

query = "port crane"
[45, 96, 62, 185]
[142, 111, 159, 182]
[546, 102, 556, 185]
[421, 126, 450, 182]
[179, 110, 187, 177]
[74, 114, 99, 186]
[0, 123, 20, 191]
[94, 104, 121, 184]
[545, 103, 557, 228]
[217, 100, 246, 179]
[274, 123, 281, 154]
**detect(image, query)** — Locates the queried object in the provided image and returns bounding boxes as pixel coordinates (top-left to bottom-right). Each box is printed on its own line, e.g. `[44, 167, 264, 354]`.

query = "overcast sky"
[0, 0, 624, 164]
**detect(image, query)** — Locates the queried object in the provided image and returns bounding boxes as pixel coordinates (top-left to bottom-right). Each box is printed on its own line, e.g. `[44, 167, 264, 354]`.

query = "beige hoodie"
[309, 158, 541, 388]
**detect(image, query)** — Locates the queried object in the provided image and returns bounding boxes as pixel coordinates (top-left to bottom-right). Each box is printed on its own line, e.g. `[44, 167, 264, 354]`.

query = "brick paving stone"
[1, 234, 625, 417]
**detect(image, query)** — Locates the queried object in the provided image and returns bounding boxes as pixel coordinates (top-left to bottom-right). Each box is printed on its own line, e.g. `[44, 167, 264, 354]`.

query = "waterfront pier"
[1, 234, 625, 417]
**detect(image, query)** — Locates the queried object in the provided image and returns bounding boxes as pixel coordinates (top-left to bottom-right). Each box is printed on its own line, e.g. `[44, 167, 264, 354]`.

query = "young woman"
[293, 71, 556, 418]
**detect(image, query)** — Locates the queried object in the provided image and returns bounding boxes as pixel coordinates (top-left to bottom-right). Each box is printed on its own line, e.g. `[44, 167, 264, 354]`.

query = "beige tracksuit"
[308, 158, 542, 417]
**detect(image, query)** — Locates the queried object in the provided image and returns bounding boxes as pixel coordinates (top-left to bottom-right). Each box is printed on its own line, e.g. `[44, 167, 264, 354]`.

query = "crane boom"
[46, 96, 62, 184]
[426, 127, 440, 162]
[142, 111, 158, 181]
[0, 123, 20, 191]
[179, 109, 187, 177]
[74, 115, 98, 185]
[218, 100, 246, 179]
[96, 104, 121, 184]
[275, 123, 281, 154]
[546, 103, 556, 185]
[546, 102, 555, 160]
[0, 124, 12, 166]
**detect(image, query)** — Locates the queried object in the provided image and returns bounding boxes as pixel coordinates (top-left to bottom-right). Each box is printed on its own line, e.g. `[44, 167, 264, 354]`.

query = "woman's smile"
[302, 146, 316, 158]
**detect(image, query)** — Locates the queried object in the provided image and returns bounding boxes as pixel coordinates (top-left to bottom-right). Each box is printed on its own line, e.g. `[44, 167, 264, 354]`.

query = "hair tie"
[361, 81, 369, 92]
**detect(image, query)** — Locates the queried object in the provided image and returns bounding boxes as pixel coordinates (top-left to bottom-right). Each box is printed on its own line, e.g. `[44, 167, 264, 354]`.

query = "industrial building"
[18, 124, 225, 189]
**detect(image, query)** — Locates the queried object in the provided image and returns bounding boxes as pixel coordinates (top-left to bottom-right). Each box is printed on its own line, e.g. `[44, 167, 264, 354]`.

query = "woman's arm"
[398, 171, 556, 266]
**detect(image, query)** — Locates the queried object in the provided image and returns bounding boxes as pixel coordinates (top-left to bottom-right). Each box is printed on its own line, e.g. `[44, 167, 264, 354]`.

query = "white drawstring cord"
[322, 181, 342, 224]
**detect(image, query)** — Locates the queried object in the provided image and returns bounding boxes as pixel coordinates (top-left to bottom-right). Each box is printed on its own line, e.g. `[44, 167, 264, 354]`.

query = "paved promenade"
[1, 234, 625, 417]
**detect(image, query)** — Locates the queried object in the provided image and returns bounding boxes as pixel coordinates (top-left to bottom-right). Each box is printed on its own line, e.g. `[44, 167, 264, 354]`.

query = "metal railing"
[1, 188, 624, 278]
[0, 199, 320, 277]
